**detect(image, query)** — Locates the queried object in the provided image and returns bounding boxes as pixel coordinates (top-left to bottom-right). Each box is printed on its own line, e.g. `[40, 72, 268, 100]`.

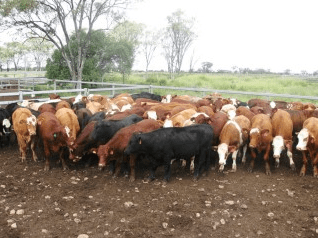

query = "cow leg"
[312, 153, 318, 178]
[163, 162, 172, 183]
[193, 152, 206, 181]
[230, 150, 238, 172]
[19, 138, 27, 162]
[43, 142, 51, 171]
[300, 151, 308, 176]
[59, 149, 69, 170]
[129, 154, 136, 182]
[248, 149, 257, 173]
[264, 145, 271, 175]
[30, 137, 38, 162]
[241, 145, 248, 164]
[286, 144, 295, 171]
[146, 163, 157, 182]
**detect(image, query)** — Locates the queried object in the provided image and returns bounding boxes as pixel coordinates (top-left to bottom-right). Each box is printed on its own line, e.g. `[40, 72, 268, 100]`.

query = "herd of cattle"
[0, 91, 318, 182]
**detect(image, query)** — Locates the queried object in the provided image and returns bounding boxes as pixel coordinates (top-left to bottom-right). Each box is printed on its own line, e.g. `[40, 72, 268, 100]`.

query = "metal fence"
[1, 78, 318, 106]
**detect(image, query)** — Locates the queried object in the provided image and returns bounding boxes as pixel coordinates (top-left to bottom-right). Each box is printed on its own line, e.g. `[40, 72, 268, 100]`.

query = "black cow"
[124, 124, 214, 182]
[131, 92, 162, 102]
[69, 114, 143, 161]
[0, 108, 11, 146]
[75, 108, 93, 132]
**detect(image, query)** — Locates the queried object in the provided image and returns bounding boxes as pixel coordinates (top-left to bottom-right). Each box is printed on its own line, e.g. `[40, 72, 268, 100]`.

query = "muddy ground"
[0, 137, 318, 238]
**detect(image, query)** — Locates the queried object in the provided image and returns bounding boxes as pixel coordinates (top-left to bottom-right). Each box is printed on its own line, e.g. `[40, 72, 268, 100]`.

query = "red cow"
[208, 111, 228, 146]
[296, 117, 318, 177]
[37, 112, 71, 171]
[249, 114, 273, 175]
[271, 109, 294, 170]
[12, 108, 37, 162]
[56, 100, 71, 111]
[285, 110, 313, 134]
[236, 106, 255, 121]
[97, 119, 161, 182]
[38, 103, 56, 114]
[217, 115, 251, 172]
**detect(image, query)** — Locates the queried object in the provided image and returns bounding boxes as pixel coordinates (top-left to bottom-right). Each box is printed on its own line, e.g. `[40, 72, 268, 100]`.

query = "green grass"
[2, 70, 317, 103]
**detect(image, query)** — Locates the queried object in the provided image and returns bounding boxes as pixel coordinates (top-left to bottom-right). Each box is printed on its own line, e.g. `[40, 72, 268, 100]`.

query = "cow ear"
[310, 135, 315, 144]
[261, 129, 270, 137]
[53, 133, 57, 139]
[258, 108, 264, 114]
[138, 137, 142, 145]
[110, 149, 114, 155]
[271, 108, 278, 115]
[228, 145, 237, 153]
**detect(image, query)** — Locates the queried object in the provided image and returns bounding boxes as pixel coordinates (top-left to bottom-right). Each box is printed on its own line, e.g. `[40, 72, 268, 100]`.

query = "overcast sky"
[126, 0, 318, 73]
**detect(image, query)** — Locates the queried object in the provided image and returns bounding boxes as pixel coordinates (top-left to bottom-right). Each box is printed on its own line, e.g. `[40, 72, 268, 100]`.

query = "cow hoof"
[63, 166, 69, 171]
[129, 177, 135, 183]
[192, 177, 198, 182]
[290, 164, 296, 171]
[299, 172, 305, 177]
[275, 163, 279, 168]
[44, 166, 50, 171]
[247, 167, 253, 173]
[98, 166, 104, 171]
[265, 171, 271, 175]
[314, 174, 318, 178]
[162, 180, 168, 186]
[146, 177, 154, 183]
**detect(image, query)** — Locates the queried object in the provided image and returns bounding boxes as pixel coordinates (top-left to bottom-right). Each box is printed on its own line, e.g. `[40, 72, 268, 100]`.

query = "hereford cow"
[217, 115, 251, 172]
[37, 112, 71, 170]
[236, 106, 255, 121]
[249, 114, 273, 175]
[296, 117, 318, 177]
[12, 108, 37, 162]
[163, 108, 197, 127]
[271, 109, 295, 170]
[124, 124, 214, 182]
[97, 119, 161, 182]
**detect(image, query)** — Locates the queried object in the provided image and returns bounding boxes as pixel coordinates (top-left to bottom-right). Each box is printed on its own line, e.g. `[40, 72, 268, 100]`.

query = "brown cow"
[236, 106, 255, 121]
[55, 108, 80, 144]
[271, 109, 295, 170]
[217, 115, 251, 172]
[37, 112, 71, 171]
[12, 108, 37, 162]
[38, 103, 56, 114]
[56, 100, 71, 111]
[97, 119, 161, 182]
[197, 105, 215, 118]
[208, 111, 228, 146]
[296, 117, 318, 177]
[249, 114, 273, 175]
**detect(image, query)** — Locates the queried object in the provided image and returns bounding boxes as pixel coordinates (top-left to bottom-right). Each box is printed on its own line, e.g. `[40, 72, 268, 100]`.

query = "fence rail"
[1, 78, 318, 106]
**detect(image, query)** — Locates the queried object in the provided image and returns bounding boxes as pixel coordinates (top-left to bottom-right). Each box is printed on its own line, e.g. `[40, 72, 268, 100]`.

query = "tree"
[163, 9, 196, 77]
[25, 38, 54, 71]
[141, 29, 161, 76]
[188, 48, 199, 73]
[109, 20, 144, 81]
[201, 62, 213, 73]
[4, 42, 27, 71]
[0, 0, 132, 88]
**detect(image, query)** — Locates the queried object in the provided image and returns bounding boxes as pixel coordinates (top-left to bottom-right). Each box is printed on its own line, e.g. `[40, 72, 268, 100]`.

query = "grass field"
[1, 70, 318, 103]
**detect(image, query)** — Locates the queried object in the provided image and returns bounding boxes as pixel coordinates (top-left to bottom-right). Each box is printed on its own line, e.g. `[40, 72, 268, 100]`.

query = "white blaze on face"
[74, 94, 83, 104]
[270, 101, 276, 109]
[2, 119, 11, 128]
[162, 94, 172, 103]
[20, 100, 29, 107]
[147, 111, 157, 120]
[218, 143, 229, 167]
[250, 128, 260, 135]
[272, 136, 284, 158]
[163, 119, 173, 128]
[230, 98, 237, 107]
[296, 128, 309, 151]
[191, 112, 209, 118]
[65, 126, 70, 137]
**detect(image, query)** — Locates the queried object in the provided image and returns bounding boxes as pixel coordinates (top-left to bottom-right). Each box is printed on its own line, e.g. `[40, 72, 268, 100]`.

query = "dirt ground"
[1, 137, 318, 238]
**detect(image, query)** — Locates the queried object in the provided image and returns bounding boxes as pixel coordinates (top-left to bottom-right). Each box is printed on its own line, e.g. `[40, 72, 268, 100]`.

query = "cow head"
[296, 128, 312, 151]
[2, 119, 11, 136]
[163, 118, 173, 128]
[272, 136, 284, 159]
[249, 128, 270, 148]
[218, 143, 237, 172]
[25, 115, 37, 140]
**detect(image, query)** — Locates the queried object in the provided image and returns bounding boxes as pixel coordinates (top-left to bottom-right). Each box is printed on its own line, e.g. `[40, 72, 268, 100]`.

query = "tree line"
[0, 0, 199, 85]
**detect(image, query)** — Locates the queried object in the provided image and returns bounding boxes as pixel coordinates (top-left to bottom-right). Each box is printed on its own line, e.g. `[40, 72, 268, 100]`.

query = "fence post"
[18, 78, 20, 91]
[19, 91, 23, 101]
[84, 88, 88, 96]
[112, 84, 115, 97]
[149, 85, 153, 94]
[54, 80, 56, 92]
